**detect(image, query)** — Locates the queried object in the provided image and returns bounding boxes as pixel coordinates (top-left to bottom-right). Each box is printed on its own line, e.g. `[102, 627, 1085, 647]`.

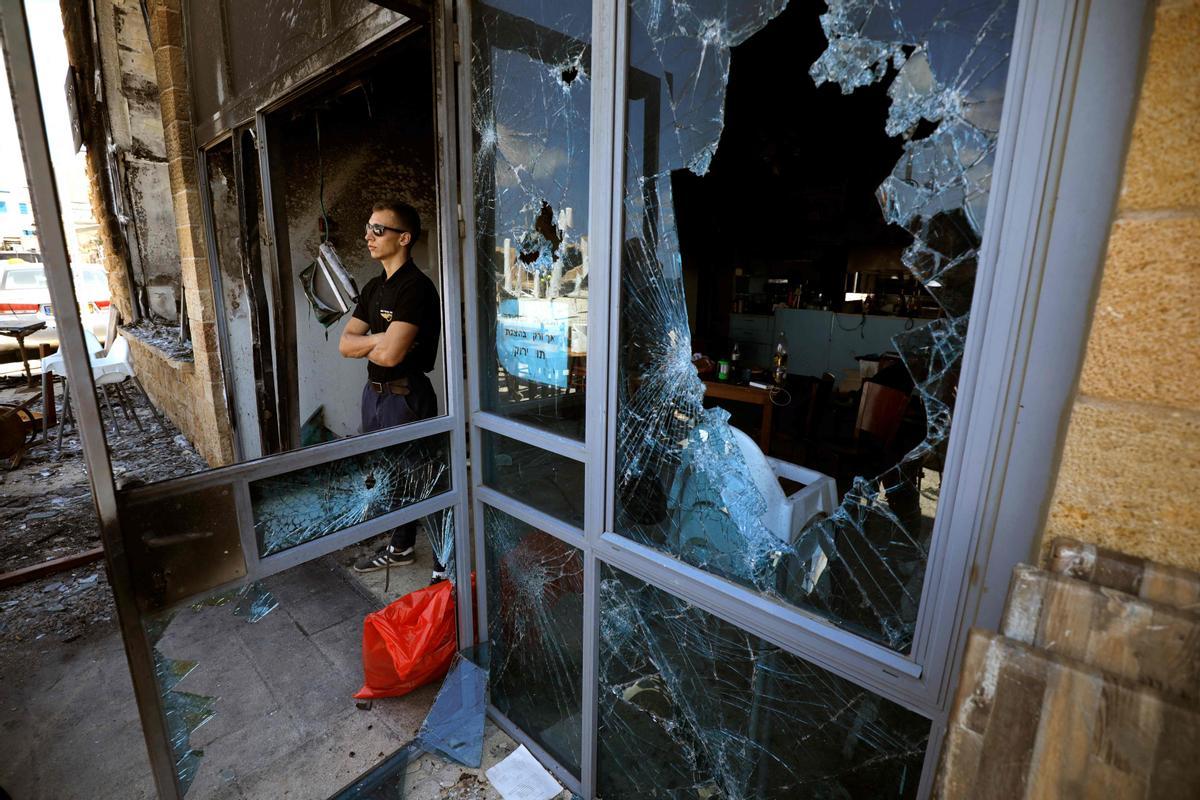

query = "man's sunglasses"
[365, 222, 409, 237]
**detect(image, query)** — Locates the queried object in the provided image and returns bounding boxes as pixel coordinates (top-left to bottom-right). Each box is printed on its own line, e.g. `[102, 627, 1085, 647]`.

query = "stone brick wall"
[142, 0, 235, 466]
[1042, 0, 1200, 570]
[124, 333, 195, 436]
[59, 0, 134, 322]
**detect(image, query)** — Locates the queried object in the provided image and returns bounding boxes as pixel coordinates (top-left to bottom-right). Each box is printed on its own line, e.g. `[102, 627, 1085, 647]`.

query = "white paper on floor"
[485, 744, 563, 800]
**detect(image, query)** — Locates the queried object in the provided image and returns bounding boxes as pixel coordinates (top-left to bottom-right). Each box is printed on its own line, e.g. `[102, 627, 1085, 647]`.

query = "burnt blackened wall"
[59, 0, 179, 323]
[275, 32, 443, 438]
[56, 0, 236, 465]
[185, 0, 412, 146]
[204, 142, 265, 460]
[95, 0, 181, 320]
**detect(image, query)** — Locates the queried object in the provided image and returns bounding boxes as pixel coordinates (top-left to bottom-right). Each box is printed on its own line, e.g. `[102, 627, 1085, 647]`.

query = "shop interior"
[676, 0, 940, 495]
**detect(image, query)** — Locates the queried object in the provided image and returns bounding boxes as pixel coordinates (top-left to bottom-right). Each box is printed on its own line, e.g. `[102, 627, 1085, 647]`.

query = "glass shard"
[597, 564, 930, 798]
[145, 581, 278, 795]
[416, 649, 489, 768]
[189, 581, 281, 624]
[484, 506, 584, 777]
[330, 741, 425, 799]
[422, 506, 458, 584]
[330, 645, 492, 798]
[615, 0, 1017, 651]
[251, 433, 451, 556]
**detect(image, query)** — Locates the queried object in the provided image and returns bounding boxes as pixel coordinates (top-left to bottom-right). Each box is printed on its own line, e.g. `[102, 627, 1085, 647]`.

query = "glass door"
[1, 1, 472, 797]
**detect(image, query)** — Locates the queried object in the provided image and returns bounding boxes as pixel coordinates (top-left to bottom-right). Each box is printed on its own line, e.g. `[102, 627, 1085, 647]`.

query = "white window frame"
[454, 0, 1154, 797]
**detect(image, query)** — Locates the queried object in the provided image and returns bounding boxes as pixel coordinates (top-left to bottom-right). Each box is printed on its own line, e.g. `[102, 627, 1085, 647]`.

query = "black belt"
[368, 378, 411, 396]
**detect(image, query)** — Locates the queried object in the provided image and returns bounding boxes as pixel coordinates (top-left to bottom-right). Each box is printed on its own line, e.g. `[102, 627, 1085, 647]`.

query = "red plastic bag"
[354, 579, 457, 699]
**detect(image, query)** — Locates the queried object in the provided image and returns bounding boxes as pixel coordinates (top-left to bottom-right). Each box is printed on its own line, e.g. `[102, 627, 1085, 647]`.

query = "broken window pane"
[484, 505, 584, 777]
[597, 564, 930, 798]
[141, 519, 454, 798]
[482, 429, 586, 528]
[144, 582, 280, 795]
[471, 0, 593, 441]
[614, 0, 1017, 651]
[251, 432, 451, 556]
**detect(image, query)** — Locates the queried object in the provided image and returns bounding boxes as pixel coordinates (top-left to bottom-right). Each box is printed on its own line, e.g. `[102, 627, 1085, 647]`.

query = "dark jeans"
[361, 376, 440, 566]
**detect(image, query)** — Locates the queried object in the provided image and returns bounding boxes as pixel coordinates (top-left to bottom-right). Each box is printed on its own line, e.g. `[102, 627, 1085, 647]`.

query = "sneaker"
[353, 545, 415, 573]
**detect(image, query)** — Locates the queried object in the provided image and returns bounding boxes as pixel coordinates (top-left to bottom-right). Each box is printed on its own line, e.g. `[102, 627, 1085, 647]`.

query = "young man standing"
[339, 199, 444, 579]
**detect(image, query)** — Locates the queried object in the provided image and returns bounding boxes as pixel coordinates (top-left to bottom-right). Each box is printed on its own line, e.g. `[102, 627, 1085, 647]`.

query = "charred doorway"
[208, 26, 444, 459]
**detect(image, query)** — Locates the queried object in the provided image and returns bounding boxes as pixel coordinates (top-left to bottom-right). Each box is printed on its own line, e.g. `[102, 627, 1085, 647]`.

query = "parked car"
[0, 258, 111, 329]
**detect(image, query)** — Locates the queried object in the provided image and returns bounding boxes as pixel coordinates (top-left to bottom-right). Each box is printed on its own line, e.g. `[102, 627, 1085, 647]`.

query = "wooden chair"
[854, 381, 911, 449]
[815, 381, 913, 491]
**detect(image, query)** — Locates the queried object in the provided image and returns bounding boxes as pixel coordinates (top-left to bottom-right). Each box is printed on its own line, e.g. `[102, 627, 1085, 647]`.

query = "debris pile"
[0, 373, 206, 653]
[121, 319, 194, 362]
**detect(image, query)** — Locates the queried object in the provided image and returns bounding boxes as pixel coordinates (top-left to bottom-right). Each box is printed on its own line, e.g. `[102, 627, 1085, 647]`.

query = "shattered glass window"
[614, 0, 1017, 651]
[251, 433, 451, 556]
[482, 429, 586, 527]
[471, 0, 593, 441]
[484, 505, 584, 777]
[141, 510, 459, 798]
[597, 564, 930, 798]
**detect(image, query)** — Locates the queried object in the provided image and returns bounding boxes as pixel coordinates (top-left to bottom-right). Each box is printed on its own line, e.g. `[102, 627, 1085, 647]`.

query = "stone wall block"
[158, 85, 190, 125]
[179, 255, 215, 301]
[1078, 216, 1200, 409]
[166, 153, 198, 198]
[170, 185, 202, 217]
[194, 320, 221, 359]
[180, 274, 216, 323]
[148, 3, 184, 51]
[1045, 398, 1200, 573]
[173, 221, 198, 263]
[151, 44, 182, 93]
[162, 119, 196, 164]
[1119, 0, 1200, 212]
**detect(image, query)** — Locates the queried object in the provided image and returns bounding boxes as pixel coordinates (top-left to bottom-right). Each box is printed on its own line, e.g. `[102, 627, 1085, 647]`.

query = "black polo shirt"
[351, 259, 441, 383]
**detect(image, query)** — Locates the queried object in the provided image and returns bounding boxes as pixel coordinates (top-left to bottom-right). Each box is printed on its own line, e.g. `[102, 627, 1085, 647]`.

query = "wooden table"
[703, 379, 774, 453]
[0, 321, 47, 386]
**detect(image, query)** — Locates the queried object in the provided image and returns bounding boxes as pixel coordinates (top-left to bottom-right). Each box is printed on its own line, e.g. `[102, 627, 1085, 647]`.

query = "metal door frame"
[1, 1, 474, 796]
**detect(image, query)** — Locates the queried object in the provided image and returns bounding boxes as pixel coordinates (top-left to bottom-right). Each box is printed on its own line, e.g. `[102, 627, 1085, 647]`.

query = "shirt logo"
[380, 309, 394, 323]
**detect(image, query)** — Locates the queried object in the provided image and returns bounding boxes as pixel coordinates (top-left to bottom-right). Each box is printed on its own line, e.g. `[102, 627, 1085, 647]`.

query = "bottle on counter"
[771, 332, 788, 385]
[731, 341, 741, 367]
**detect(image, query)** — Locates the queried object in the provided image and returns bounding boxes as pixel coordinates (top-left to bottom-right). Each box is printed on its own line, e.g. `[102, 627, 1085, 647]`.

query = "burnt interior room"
[673, 0, 932, 490]
[252, 25, 443, 455]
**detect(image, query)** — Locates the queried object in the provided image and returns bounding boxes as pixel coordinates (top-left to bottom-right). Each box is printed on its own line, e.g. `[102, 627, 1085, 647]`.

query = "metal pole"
[0, 4, 182, 797]
[39, 342, 56, 436]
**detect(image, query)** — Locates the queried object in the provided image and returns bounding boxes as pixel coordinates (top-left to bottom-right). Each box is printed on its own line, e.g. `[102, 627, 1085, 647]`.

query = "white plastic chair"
[39, 328, 104, 378]
[727, 425, 839, 544]
[48, 331, 165, 449]
[728, 426, 840, 596]
[92, 333, 134, 385]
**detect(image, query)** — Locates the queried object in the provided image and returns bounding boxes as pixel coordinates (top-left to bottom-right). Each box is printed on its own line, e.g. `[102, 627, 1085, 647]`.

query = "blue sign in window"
[0, 201, 7, 213]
